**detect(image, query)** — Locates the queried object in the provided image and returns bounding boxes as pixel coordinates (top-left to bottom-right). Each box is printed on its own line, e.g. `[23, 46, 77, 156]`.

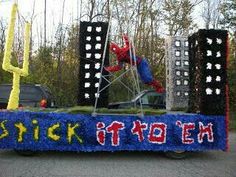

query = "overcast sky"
[0, 0, 79, 49]
[0, 0, 205, 50]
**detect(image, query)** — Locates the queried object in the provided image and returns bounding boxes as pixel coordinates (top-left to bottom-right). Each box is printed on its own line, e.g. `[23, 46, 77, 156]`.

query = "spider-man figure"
[105, 35, 164, 93]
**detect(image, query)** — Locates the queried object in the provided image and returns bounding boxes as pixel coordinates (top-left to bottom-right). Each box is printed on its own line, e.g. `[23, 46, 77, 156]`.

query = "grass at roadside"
[17, 106, 167, 116]
[229, 109, 236, 131]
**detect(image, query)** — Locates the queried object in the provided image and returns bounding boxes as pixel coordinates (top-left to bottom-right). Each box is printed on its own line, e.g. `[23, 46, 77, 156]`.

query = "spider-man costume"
[105, 35, 164, 93]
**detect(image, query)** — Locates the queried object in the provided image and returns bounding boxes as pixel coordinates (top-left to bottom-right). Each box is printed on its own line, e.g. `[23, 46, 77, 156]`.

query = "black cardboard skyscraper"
[188, 29, 228, 115]
[78, 22, 109, 107]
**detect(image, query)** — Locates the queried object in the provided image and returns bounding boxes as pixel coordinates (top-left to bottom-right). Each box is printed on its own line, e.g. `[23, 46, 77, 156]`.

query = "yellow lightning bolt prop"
[2, 3, 31, 110]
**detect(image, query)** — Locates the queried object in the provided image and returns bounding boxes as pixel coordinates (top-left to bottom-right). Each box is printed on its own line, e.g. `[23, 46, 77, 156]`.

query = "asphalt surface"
[0, 132, 235, 177]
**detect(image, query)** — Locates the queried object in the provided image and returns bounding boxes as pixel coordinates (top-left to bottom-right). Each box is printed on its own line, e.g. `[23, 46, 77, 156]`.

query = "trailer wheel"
[14, 150, 37, 156]
[165, 151, 187, 159]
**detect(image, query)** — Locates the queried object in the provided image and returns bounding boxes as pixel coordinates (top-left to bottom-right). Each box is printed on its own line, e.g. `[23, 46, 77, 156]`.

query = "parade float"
[0, 3, 229, 157]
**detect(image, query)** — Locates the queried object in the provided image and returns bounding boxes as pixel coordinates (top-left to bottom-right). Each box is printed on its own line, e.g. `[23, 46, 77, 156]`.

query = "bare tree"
[29, 0, 36, 66]
[0, 19, 6, 51]
[44, 0, 47, 47]
[79, 0, 107, 22]
[162, 0, 202, 36]
[55, 0, 66, 91]
[201, 0, 222, 29]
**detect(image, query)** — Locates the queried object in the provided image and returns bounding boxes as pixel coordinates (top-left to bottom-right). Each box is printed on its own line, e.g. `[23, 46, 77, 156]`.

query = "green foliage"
[108, 70, 137, 102]
[21, 46, 56, 91]
[26, 46, 55, 83]
[229, 109, 236, 131]
[217, 0, 236, 130]
[219, 0, 236, 30]
[162, 0, 195, 35]
[228, 56, 236, 108]
[0, 51, 21, 83]
[21, 25, 79, 107]
[228, 38, 236, 130]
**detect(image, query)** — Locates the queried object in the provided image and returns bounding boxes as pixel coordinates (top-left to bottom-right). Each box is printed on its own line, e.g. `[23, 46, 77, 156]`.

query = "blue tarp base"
[0, 112, 227, 152]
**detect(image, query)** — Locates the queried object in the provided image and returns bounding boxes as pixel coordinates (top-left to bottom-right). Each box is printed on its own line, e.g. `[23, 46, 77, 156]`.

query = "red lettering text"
[96, 122, 106, 145]
[106, 121, 125, 146]
[176, 121, 195, 144]
[148, 123, 167, 144]
[131, 120, 147, 142]
[198, 122, 214, 143]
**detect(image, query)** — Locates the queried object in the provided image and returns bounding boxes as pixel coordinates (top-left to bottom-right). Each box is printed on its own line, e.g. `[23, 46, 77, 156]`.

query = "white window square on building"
[183, 80, 188, 85]
[95, 83, 99, 88]
[86, 36, 91, 41]
[215, 64, 221, 70]
[84, 82, 91, 88]
[175, 40, 181, 47]
[216, 76, 221, 82]
[206, 88, 213, 95]
[95, 43, 102, 50]
[95, 73, 101, 79]
[176, 80, 181, 86]
[206, 62, 212, 69]
[206, 76, 212, 83]
[184, 60, 189, 66]
[95, 53, 101, 59]
[96, 27, 102, 32]
[86, 53, 91, 58]
[95, 93, 100, 98]
[85, 64, 90, 69]
[87, 26, 92, 32]
[216, 51, 221, 58]
[95, 63, 101, 69]
[184, 51, 189, 56]
[85, 93, 90, 98]
[207, 38, 213, 45]
[216, 38, 222, 44]
[175, 60, 181, 66]
[85, 44, 92, 50]
[184, 41, 189, 47]
[176, 70, 181, 76]
[96, 36, 101, 41]
[85, 73, 90, 78]
[207, 50, 212, 56]
[184, 71, 189, 76]
[175, 50, 181, 57]
[216, 88, 221, 95]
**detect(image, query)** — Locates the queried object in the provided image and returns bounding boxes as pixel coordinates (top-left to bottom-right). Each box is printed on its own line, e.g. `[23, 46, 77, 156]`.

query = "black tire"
[165, 151, 187, 159]
[14, 150, 37, 156]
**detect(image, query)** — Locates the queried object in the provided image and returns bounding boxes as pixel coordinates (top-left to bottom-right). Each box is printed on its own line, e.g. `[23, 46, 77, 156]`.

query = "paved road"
[0, 132, 235, 177]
